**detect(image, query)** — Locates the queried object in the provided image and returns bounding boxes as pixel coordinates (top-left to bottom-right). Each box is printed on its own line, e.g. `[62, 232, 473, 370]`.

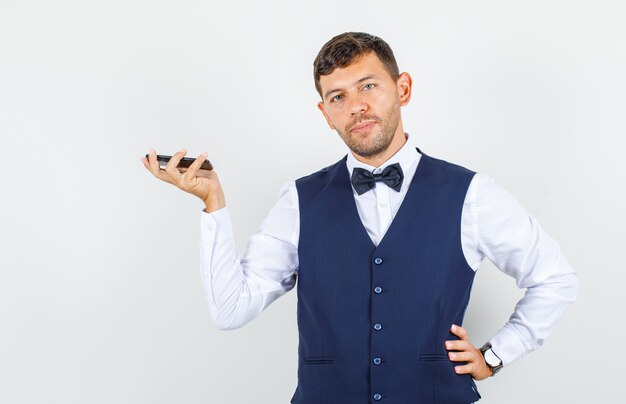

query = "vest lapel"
[337, 148, 430, 250]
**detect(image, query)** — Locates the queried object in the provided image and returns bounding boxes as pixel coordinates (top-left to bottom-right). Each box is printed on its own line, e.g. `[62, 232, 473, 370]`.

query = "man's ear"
[317, 101, 336, 130]
[397, 72, 413, 106]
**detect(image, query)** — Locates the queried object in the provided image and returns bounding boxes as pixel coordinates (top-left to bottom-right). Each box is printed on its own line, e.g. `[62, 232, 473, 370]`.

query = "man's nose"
[349, 95, 368, 115]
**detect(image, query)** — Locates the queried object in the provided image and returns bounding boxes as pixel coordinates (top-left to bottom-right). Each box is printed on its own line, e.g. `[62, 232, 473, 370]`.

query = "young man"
[141, 32, 578, 403]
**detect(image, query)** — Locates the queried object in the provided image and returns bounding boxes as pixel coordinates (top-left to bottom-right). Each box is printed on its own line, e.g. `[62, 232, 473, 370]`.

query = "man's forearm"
[488, 249, 579, 366]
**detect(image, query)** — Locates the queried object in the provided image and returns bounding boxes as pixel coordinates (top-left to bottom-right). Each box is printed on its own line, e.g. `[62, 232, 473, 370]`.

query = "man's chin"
[340, 130, 391, 158]
[351, 143, 389, 158]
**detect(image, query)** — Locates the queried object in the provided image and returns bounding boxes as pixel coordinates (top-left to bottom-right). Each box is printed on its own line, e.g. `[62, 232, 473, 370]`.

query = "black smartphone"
[145, 154, 213, 170]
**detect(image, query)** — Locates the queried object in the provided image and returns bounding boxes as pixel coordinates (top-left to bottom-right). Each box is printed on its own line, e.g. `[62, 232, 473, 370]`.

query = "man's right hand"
[140, 148, 226, 213]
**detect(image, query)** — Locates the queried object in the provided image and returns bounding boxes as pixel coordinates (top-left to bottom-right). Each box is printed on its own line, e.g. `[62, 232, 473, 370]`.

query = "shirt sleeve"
[472, 174, 579, 366]
[198, 181, 299, 330]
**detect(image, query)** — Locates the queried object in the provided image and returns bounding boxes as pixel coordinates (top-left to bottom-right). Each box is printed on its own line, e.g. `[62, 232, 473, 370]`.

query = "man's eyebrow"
[323, 74, 379, 100]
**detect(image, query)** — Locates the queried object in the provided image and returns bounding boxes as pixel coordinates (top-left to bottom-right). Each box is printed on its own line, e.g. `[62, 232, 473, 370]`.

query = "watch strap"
[479, 342, 503, 376]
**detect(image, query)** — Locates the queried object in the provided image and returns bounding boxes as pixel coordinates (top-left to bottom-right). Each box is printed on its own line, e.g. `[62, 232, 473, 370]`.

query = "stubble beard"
[339, 100, 401, 159]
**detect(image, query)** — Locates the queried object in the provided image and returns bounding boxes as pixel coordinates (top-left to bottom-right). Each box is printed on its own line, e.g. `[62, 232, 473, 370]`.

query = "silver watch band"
[479, 342, 503, 376]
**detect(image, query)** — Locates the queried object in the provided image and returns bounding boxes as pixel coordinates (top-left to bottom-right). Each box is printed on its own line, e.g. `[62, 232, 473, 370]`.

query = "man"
[141, 32, 578, 403]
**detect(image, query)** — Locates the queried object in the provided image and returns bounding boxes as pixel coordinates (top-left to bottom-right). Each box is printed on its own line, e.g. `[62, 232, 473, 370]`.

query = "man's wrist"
[479, 343, 503, 376]
[203, 196, 225, 213]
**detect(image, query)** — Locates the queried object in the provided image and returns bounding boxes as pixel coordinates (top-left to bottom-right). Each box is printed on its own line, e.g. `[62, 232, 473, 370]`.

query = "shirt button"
[373, 357, 382, 365]
[374, 286, 382, 294]
[374, 257, 383, 265]
[379, 202, 388, 209]
[373, 323, 382, 331]
[373, 393, 382, 401]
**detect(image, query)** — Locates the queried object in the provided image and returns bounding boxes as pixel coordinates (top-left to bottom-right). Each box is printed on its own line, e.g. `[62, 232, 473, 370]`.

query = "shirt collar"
[346, 132, 420, 178]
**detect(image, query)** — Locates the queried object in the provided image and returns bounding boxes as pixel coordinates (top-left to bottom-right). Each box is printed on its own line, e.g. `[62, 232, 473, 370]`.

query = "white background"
[1, 0, 624, 402]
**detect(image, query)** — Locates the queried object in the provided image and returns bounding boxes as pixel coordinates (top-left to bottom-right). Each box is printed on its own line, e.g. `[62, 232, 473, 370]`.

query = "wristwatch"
[479, 343, 503, 376]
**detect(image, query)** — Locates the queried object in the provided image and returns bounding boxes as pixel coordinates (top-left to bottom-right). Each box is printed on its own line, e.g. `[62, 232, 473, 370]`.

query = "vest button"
[373, 357, 382, 365]
[373, 393, 382, 401]
[373, 323, 382, 331]
[374, 286, 382, 294]
[374, 257, 383, 265]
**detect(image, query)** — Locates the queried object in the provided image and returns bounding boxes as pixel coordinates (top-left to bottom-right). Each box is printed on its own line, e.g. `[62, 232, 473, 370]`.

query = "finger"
[183, 152, 208, 181]
[180, 167, 212, 178]
[140, 156, 149, 169]
[141, 155, 156, 172]
[450, 324, 467, 340]
[165, 148, 187, 179]
[146, 149, 173, 183]
[147, 149, 163, 175]
[454, 364, 473, 374]
[146, 149, 159, 173]
[445, 340, 472, 351]
[448, 351, 475, 362]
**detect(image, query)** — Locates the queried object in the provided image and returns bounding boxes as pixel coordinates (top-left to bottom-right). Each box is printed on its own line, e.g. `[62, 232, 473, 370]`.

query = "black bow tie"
[351, 163, 404, 195]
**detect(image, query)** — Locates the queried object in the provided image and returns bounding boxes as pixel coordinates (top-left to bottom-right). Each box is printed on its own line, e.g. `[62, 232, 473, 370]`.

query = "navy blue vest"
[291, 149, 482, 404]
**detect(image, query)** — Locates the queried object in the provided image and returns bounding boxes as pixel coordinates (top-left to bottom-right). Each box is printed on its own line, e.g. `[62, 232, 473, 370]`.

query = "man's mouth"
[351, 121, 377, 133]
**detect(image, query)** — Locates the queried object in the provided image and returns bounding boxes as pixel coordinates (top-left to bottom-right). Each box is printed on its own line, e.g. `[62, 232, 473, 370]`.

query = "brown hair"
[313, 32, 400, 99]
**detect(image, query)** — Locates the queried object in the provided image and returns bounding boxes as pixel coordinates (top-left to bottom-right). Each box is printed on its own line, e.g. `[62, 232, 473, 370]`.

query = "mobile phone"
[146, 154, 213, 170]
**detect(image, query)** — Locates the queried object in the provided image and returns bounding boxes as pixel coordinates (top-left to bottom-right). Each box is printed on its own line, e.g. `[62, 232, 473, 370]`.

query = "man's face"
[317, 52, 412, 159]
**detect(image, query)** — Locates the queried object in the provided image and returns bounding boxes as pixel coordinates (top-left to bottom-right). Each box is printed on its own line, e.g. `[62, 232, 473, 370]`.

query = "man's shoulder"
[294, 155, 347, 186]
[421, 151, 477, 177]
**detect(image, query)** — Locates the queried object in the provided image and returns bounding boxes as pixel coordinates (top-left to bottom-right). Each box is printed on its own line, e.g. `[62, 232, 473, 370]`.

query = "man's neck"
[351, 128, 407, 168]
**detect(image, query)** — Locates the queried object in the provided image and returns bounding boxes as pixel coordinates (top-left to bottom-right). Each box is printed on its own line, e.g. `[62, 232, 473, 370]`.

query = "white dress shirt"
[199, 132, 579, 367]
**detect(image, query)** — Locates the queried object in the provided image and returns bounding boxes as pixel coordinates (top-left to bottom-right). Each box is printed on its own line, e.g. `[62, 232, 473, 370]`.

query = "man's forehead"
[321, 53, 385, 82]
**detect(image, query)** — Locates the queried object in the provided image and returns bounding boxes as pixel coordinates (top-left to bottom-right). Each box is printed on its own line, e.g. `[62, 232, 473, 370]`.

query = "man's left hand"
[445, 324, 492, 381]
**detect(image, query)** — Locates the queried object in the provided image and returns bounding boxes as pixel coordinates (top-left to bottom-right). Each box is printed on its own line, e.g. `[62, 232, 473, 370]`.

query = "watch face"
[484, 349, 502, 367]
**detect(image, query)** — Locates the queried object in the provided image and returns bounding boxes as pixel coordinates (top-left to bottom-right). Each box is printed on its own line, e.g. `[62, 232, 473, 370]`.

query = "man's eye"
[332, 94, 343, 102]
[364, 83, 375, 90]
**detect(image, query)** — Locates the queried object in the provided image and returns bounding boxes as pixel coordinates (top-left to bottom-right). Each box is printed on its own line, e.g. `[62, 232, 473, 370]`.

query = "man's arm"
[446, 174, 579, 379]
[474, 174, 579, 366]
[199, 181, 299, 330]
[140, 148, 299, 331]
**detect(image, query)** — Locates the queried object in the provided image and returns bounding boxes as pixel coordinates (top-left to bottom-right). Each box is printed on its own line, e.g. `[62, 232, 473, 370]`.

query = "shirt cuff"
[488, 325, 530, 367]
[200, 205, 234, 242]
